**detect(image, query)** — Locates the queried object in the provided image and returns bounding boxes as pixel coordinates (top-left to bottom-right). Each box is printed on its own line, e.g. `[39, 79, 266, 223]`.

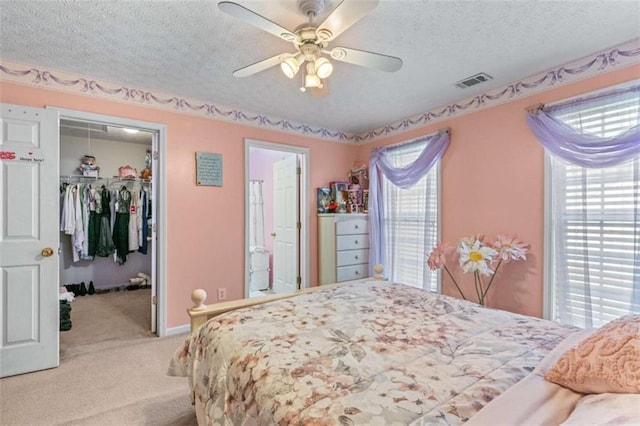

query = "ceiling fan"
[218, 0, 403, 95]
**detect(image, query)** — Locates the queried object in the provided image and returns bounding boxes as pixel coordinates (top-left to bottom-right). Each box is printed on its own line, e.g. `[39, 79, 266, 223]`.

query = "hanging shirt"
[72, 185, 84, 262]
[60, 184, 75, 235]
[80, 185, 92, 260]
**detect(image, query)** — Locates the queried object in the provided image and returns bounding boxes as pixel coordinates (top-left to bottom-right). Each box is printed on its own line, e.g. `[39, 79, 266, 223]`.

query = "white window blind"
[382, 141, 439, 292]
[547, 89, 640, 328]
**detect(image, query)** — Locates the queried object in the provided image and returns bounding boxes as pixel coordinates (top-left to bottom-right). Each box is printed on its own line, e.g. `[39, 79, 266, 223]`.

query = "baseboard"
[165, 324, 190, 336]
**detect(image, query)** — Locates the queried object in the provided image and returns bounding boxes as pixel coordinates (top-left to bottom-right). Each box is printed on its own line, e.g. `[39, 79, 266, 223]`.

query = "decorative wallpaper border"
[357, 39, 640, 142]
[0, 61, 356, 143]
[1, 38, 639, 144]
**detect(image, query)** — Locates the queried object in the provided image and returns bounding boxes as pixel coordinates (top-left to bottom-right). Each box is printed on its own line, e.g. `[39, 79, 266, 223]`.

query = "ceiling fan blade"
[310, 79, 329, 98]
[328, 47, 402, 72]
[316, 0, 379, 42]
[232, 53, 289, 77]
[218, 1, 300, 43]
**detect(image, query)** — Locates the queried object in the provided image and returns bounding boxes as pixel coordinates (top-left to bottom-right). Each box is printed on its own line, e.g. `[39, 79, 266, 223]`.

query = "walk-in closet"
[58, 118, 158, 354]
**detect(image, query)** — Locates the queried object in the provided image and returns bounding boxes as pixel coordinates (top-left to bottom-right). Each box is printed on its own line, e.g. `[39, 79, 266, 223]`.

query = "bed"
[168, 273, 640, 425]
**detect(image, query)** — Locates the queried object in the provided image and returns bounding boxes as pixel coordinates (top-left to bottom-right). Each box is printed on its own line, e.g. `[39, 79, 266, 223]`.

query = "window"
[545, 87, 640, 328]
[382, 140, 440, 292]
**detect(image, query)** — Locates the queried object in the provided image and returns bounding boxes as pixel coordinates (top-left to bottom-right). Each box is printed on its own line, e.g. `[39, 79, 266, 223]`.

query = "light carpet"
[0, 289, 197, 426]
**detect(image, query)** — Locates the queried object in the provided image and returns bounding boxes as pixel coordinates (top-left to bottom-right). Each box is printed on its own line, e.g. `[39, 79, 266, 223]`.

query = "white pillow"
[561, 393, 640, 425]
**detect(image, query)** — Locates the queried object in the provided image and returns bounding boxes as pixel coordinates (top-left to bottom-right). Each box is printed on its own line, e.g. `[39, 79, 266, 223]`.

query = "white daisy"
[457, 238, 497, 276]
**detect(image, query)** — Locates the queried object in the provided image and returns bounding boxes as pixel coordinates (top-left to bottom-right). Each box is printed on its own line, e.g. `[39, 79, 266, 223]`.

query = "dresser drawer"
[336, 264, 368, 282]
[336, 248, 369, 267]
[336, 218, 368, 236]
[336, 234, 369, 250]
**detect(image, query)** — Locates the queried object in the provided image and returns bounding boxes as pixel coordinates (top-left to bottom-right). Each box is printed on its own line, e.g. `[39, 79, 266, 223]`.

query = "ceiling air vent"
[455, 72, 493, 89]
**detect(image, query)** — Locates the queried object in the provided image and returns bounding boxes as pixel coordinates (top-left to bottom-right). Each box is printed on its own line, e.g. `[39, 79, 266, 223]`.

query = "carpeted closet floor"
[0, 289, 197, 426]
[60, 288, 155, 359]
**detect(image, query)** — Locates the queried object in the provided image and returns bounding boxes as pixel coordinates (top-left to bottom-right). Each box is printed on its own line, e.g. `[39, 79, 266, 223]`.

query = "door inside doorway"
[58, 117, 158, 350]
[246, 141, 309, 298]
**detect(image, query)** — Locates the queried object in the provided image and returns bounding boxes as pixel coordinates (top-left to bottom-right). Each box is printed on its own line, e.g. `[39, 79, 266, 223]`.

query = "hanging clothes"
[128, 189, 141, 251]
[60, 183, 87, 263]
[72, 185, 84, 262]
[95, 185, 116, 257]
[138, 189, 149, 255]
[60, 184, 75, 235]
[87, 187, 100, 257]
[112, 186, 131, 265]
[80, 185, 93, 260]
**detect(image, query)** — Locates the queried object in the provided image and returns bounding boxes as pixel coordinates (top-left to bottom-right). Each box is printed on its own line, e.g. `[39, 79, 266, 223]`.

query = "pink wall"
[357, 64, 640, 318]
[0, 82, 357, 328]
[3, 63, 638, 326]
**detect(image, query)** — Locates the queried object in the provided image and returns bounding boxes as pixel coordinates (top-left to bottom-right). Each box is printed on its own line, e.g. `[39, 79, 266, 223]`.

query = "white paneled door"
[0, 104, 59, 377]
[272, 155, 299, 293]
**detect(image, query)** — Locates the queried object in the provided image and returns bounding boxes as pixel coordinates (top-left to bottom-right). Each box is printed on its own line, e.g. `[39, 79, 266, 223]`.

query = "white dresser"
[318, 213, 369, 285]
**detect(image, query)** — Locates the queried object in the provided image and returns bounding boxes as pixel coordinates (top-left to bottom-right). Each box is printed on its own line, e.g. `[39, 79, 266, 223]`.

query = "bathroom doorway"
[244, 139, 309, 298]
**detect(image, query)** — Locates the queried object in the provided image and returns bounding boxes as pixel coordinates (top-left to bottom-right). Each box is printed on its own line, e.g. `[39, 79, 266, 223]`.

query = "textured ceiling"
[1, 0, 639, 136]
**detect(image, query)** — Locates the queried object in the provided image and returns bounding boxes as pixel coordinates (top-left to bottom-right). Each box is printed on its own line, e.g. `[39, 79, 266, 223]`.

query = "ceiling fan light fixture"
[280, 56, 300, 78]
[218, 0, 401, 94]
[305, 73, 321, 88]
[314, 56, 333, 79]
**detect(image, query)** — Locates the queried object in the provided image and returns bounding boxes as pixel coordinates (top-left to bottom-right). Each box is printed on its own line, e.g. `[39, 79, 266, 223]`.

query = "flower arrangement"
[427, 234, 529, 306]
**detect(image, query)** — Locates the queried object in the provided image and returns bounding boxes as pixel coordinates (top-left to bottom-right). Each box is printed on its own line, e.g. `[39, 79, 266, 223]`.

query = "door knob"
[270, 232, 276, 238]
[41, 247, 54, 257]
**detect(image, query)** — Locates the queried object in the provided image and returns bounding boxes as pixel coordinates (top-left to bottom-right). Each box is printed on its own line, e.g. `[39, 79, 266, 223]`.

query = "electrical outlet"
[217, 287, 227, 301]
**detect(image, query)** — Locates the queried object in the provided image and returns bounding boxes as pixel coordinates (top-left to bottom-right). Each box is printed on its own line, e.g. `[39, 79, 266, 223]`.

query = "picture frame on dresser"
[317, 187, 331, 213]
[330, 181, 349, 212]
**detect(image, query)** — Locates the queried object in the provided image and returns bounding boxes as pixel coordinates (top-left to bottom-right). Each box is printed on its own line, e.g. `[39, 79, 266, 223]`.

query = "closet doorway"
[54, 108, 167, 352]
[245, 139, 309, 298]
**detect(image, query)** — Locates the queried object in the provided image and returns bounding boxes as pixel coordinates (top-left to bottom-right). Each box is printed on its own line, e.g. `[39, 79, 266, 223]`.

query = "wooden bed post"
[189, 289, 209, 331]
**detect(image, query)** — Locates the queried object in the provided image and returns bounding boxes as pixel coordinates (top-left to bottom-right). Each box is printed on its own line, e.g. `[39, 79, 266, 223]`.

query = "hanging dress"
[128, 189, 140, 251]
[112, 186, 131, 264]
[87, 187, 100, 257]
[96, 186, 116, 257]
[138, 189, 149, 255]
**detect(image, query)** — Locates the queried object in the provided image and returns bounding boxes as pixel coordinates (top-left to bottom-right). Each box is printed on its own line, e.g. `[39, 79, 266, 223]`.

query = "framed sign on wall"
[195, 152, 223, 186]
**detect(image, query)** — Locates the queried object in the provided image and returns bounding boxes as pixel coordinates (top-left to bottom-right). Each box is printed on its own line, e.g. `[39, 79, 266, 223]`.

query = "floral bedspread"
[168, 281, 577, 425]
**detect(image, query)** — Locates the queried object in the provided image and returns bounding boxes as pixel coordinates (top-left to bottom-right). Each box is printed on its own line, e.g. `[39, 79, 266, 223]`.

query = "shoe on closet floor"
[79, 282, 87, 296]
[68, 284, 79, 296]
[88, 281, 95, 295]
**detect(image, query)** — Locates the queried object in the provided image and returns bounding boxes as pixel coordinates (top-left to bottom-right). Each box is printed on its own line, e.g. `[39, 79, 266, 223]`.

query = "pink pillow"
[545, 314, 640, 394]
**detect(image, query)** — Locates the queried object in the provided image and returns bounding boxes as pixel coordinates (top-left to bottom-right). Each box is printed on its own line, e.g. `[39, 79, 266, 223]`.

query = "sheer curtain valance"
[369, 130, 450, 274]
[526, 86, 640, 168]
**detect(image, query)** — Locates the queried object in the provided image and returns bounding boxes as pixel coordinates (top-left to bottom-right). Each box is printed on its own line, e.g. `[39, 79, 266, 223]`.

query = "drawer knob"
[355, 255, 359, 259]
[355, 240, 358, 244]
[355, 270, 360, 275]
[354, 225, 359, 229]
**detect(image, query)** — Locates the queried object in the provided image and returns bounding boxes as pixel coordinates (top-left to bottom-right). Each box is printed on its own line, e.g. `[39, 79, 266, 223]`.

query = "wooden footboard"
[188, 264, 385, 333]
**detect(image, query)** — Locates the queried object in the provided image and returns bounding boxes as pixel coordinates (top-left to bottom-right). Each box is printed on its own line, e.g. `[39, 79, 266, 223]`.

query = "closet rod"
[60, 175, 151, 184]
[60, 176, 152, 190]
[250, 179, 264, 183]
